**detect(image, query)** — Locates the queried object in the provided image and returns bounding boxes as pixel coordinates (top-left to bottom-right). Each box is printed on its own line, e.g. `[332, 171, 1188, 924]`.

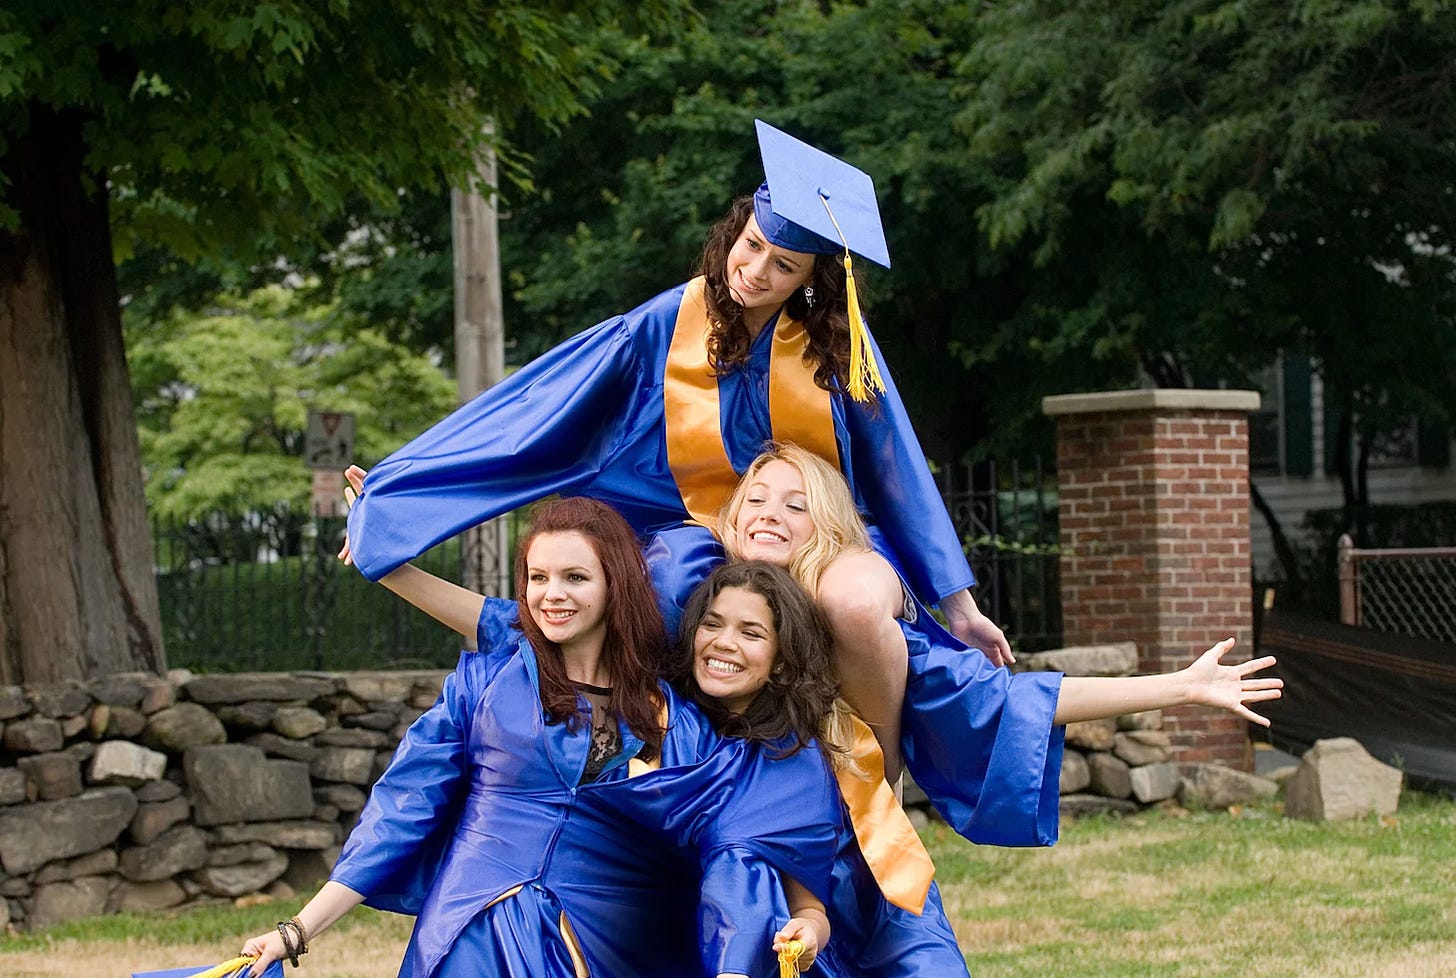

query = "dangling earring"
[802, 285, 815, 308]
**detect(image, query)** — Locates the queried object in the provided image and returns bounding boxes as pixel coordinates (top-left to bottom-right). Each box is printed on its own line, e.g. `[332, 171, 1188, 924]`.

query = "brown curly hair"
[668, 561, 841, 759]
[695, 195, 866, 392]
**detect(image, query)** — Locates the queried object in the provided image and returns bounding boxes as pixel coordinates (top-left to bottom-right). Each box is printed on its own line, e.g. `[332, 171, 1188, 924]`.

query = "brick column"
[1043, 389, 1261, 769]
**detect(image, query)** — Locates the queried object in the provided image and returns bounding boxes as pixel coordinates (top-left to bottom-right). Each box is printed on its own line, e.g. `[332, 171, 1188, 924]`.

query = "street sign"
[304, 411, 355, 471]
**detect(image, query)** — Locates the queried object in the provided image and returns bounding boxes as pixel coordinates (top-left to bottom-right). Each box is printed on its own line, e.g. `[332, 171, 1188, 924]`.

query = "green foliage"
[1, 0, 692, 256]
[127, 285, 456, 520]
[104, 0, 1456, 466]
[154, 527, 466, 672]
[956, 0, 1456, 445]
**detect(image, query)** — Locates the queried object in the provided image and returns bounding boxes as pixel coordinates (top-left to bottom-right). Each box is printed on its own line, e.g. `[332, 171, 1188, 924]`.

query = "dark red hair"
[513, 497, 667, 761]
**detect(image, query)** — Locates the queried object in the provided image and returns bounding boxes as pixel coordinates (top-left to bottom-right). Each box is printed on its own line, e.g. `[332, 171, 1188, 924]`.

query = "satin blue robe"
[345, 282, 974, 635]
[332, 638, 841, 978]
[810, 611, 1064, 978]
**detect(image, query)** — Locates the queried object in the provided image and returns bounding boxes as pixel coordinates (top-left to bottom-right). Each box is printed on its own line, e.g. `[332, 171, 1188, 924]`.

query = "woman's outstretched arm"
[1053, 639, 1283, 727]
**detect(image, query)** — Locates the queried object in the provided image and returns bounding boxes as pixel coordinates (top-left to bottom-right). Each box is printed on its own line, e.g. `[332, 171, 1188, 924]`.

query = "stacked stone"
[1016, 642, 1179, 817]
[1017, 642, 1274, 817]
[0, 668, 447, 930]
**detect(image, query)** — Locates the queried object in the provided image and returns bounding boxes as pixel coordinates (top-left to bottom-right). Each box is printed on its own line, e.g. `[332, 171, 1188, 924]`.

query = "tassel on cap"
[819, 194, 885, 402]
[842, 252, 884, 402]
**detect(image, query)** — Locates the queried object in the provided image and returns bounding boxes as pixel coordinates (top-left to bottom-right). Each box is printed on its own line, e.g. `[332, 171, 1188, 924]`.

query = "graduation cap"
[753, 119, 890, 402]
[132, 957, 286, 978]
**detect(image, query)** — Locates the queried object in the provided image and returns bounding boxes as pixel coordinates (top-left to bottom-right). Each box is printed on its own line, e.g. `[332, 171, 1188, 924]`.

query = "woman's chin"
[741, 547, 792, 568]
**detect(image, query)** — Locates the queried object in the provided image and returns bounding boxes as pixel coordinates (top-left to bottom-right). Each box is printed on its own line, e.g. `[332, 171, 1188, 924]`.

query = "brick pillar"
[1043, 389, 1261, 770]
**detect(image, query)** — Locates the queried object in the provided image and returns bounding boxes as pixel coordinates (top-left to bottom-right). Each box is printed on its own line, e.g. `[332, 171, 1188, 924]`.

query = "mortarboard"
[752, 119, 889, 401]
[132, 958, 286, 978]
[753, 119, 891, 269]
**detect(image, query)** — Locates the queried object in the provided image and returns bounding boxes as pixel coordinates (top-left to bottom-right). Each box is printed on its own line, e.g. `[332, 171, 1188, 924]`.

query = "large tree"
[0, 1, 686, 683]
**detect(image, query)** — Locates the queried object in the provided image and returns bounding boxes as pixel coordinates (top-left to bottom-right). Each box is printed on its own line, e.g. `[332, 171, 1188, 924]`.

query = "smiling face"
[692, 585, 778, 714]
[724, 213, 815, 330]
[730, 459, 818, 567]
[524, 531, 608, 655]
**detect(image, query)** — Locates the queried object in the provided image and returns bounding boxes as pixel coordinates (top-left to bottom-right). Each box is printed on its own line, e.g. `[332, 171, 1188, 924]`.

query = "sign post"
[304, 411, 356, 516]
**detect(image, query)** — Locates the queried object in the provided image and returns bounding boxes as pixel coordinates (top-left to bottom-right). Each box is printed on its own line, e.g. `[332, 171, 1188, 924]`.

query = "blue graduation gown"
[811, 611, 1064, 978]
[345, 282, 974, 630]
[331, 638, 840, 978]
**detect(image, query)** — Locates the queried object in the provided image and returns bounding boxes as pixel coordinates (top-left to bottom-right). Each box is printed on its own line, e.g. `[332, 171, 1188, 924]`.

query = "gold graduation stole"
[664, 277, 840, 527]
[833, 715, 935, 915]
[665, 279, 931, 912]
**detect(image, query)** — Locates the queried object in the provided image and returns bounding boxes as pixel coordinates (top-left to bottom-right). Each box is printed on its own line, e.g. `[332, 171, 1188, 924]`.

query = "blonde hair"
[717, 442, 878, 774]
[718, 442, 871, 596]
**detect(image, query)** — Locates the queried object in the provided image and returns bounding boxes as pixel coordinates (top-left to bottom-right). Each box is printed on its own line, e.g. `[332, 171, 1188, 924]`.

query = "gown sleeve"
[592, 695, 841, 977]
[328, 650, 485, 912]
[900, 613, 1065, 847]
[694, 742, 842, 978]
[346, 316, 643, 581]
[843, 331, 976, 605]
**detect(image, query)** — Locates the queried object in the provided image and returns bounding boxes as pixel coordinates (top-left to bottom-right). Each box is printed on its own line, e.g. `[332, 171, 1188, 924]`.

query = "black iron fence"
[154, 459, 1061, 672]
[938, 456, 1062, 652]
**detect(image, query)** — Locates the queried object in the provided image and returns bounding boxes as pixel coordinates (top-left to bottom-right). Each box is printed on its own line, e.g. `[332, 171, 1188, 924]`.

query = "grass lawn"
[3, 793, 1453, 977]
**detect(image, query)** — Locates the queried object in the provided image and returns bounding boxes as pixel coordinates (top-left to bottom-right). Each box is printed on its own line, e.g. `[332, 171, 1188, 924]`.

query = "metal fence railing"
[1338, 534, 1456, 645]
[154, 458, 1063, 672]
[939, 457, 1062, 653]
[152, 512, 470, 673]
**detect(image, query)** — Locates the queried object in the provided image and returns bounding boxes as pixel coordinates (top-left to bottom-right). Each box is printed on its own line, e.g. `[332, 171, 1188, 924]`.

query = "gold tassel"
[778, 938, 806, 978]
[186, 957, 259, 978]
[843, 253, 885, 402]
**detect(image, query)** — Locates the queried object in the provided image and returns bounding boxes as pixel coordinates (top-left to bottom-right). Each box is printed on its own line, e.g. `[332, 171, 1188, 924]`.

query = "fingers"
[1239, 654, 1277, 675]
[1239, 706, 1272, 727]
[993, 635, 1015, 667]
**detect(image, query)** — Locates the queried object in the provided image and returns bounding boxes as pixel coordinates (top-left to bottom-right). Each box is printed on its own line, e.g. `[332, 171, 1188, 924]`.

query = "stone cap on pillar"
[1042, 389, 1260, 416]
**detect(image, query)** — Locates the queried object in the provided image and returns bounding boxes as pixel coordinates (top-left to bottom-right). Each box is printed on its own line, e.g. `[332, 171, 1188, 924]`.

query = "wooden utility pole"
[451, 130, 511, 599]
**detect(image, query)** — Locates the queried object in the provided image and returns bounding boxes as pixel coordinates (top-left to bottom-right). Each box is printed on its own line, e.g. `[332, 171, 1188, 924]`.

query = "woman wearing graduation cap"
[343, 120, 1009, 785]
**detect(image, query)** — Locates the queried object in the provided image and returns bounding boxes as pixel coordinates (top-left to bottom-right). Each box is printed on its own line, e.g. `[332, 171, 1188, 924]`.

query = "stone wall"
[0, 668, 447, 931]
[1015, 642, 1187, 817]
[1, 653, 1264, 932]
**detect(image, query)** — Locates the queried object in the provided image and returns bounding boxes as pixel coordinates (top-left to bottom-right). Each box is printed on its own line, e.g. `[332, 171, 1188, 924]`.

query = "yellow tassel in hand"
[187, 956, 260, 978]
[778, 937, 806, 978]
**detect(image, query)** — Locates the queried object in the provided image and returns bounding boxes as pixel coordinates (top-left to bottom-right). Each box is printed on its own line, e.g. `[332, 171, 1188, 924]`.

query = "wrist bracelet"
[290, 915, 310, 953]
[276, 921, 299, 967]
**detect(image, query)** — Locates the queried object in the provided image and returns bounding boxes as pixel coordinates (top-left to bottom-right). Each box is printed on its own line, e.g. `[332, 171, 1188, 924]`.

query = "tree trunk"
[451, 131, 510, 601]
[0, 102, 165, 683]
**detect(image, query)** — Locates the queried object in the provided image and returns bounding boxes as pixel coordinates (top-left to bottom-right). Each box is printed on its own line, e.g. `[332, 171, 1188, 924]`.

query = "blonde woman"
[714, 442, 1282, 977]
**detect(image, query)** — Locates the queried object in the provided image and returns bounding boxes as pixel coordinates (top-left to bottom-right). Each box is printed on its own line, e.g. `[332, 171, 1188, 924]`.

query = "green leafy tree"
[0, 0, 688, 682]
[955, 0, 1456, 466]
[130, 285, 455, 530]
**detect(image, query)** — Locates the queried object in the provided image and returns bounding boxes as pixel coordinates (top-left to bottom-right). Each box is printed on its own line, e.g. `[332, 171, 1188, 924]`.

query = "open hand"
[1185, 638, 1284, 726]
[941, 589, 1015, 667]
